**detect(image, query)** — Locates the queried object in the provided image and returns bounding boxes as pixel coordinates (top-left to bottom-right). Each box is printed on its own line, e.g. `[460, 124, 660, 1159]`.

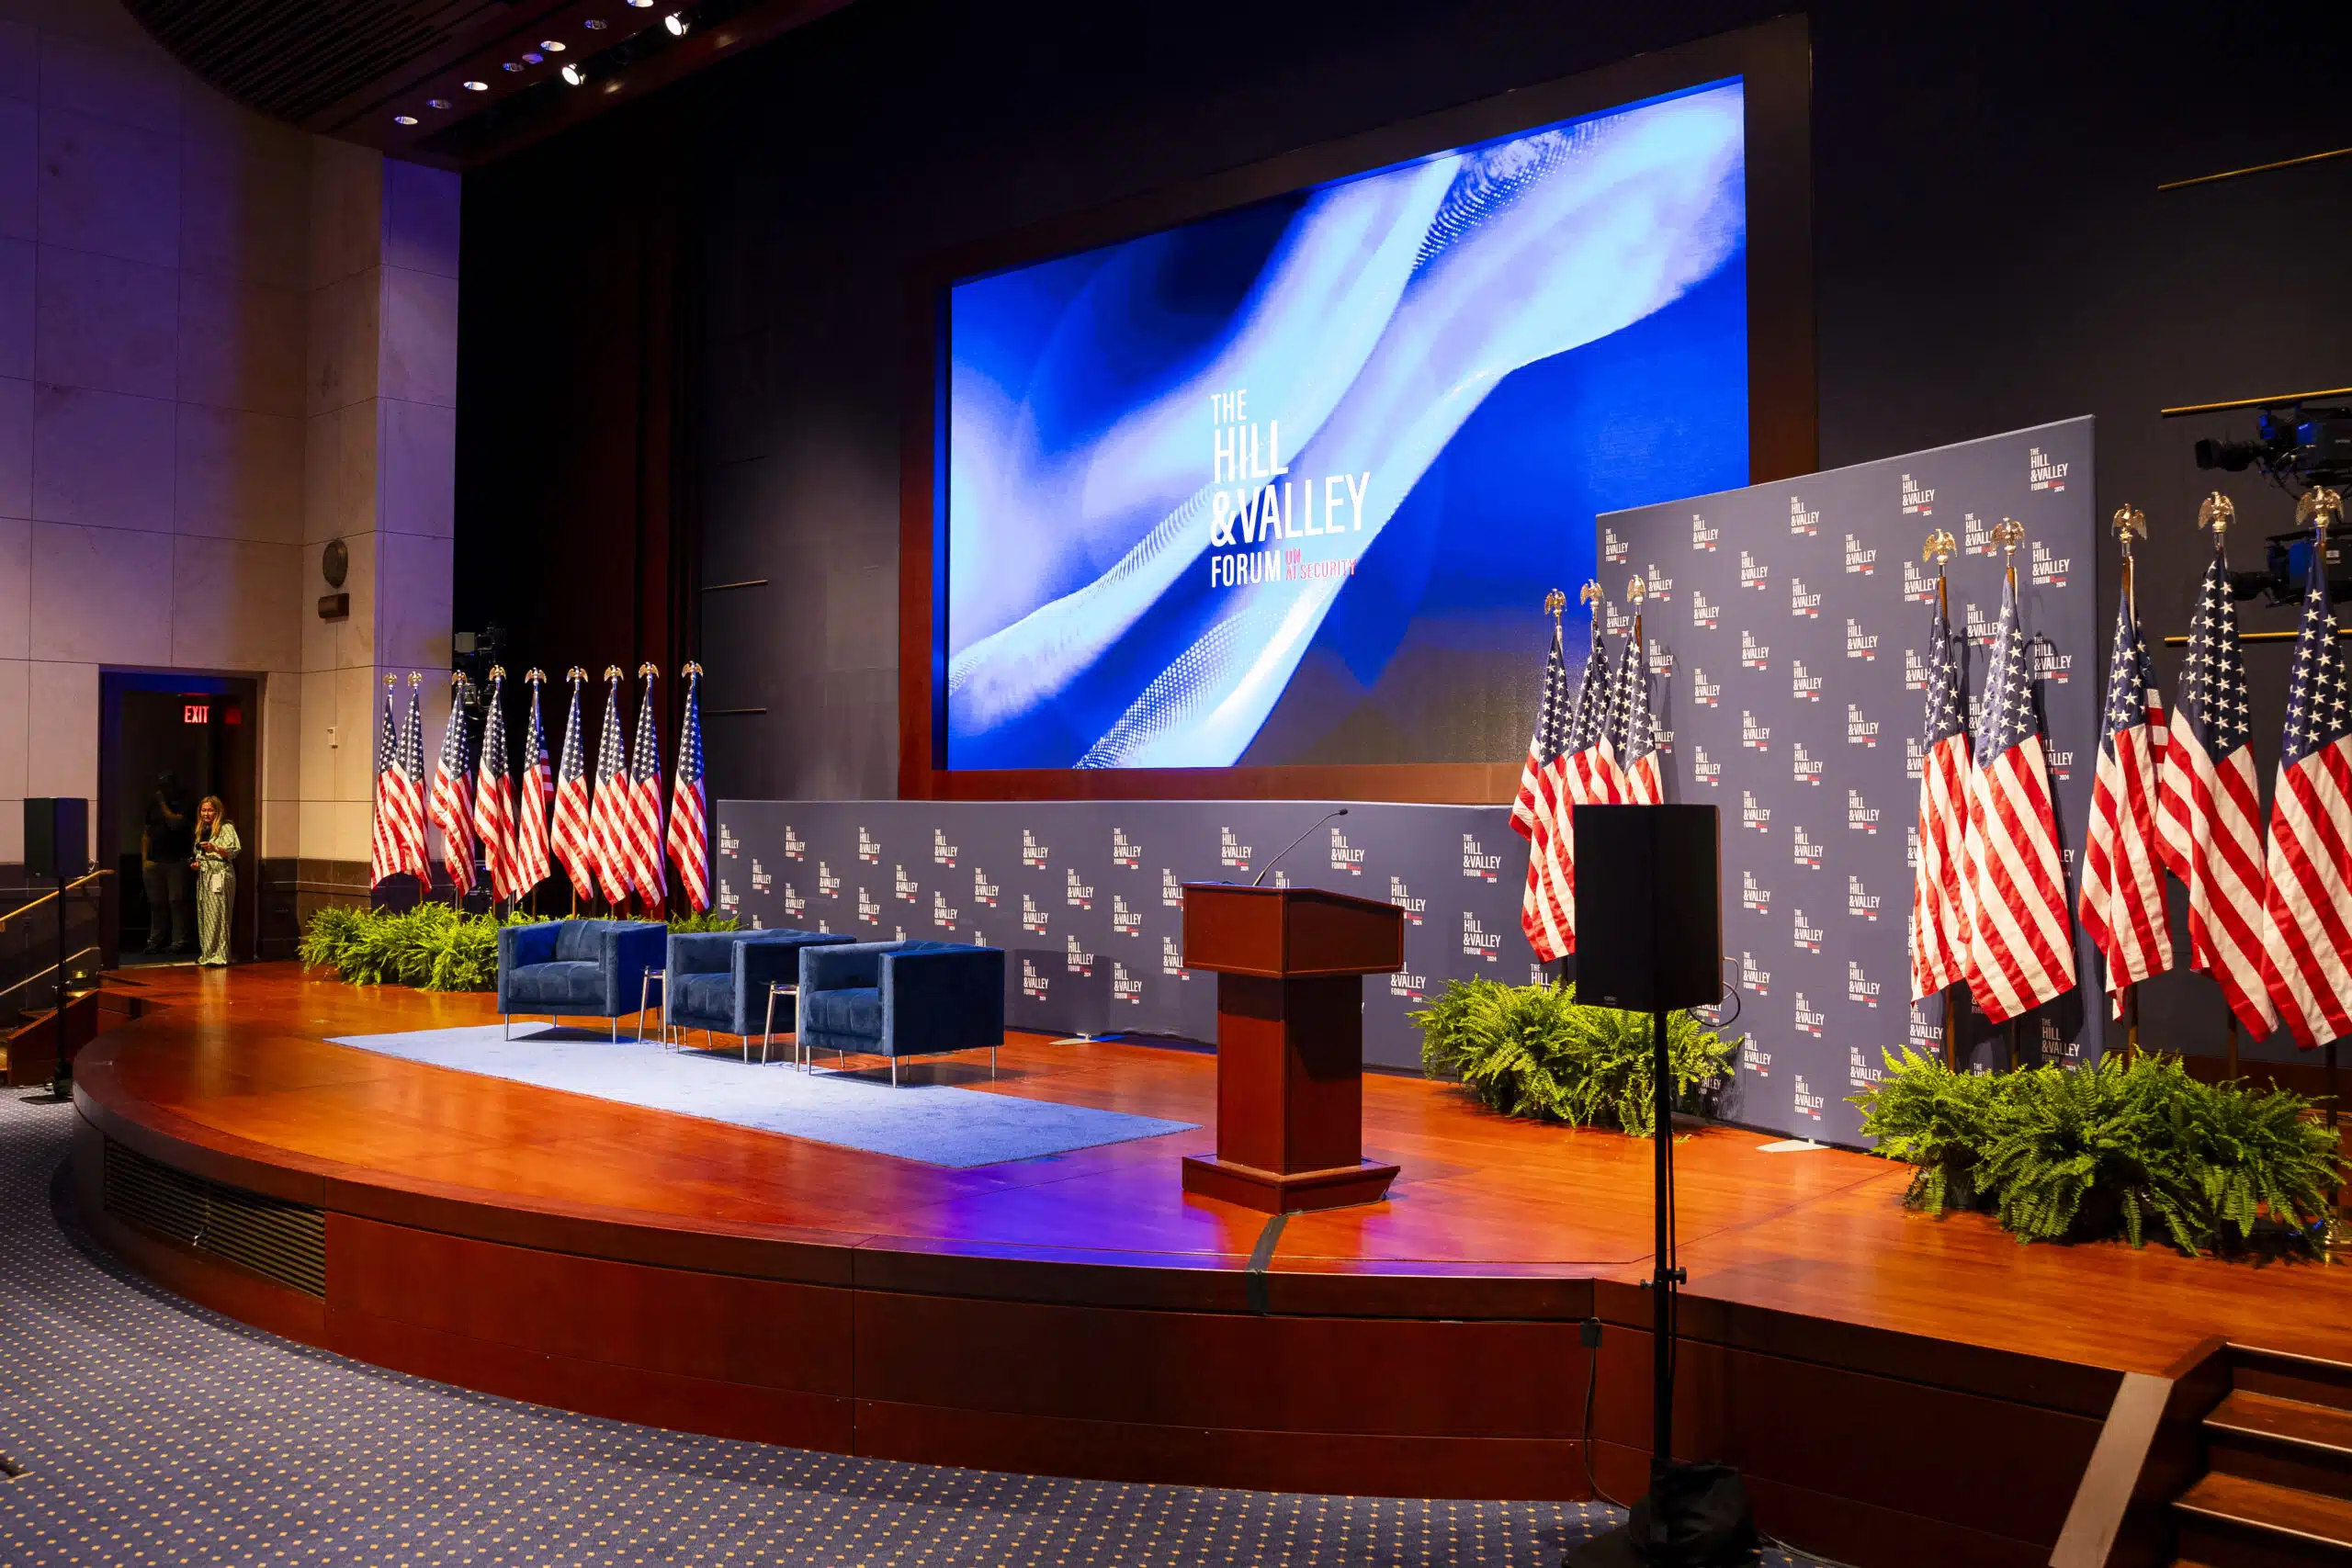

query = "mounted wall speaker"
[24, 797, 90, 881]
[1571, 804, 1721, 1012]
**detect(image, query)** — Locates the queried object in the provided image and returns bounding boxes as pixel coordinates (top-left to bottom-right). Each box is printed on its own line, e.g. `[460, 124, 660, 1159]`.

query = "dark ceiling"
[124, 0, 851, 167]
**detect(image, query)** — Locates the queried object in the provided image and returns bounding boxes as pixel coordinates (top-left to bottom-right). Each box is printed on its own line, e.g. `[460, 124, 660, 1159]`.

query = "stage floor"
[62, 963, 2352, 1568]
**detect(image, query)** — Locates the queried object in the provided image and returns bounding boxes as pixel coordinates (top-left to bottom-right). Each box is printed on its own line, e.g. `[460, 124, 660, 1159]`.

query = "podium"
[1180, 884, 1406, 1213]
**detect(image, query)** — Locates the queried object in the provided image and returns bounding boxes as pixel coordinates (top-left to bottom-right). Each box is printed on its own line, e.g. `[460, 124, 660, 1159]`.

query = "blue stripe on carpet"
[325, 1026, 1199, 1168]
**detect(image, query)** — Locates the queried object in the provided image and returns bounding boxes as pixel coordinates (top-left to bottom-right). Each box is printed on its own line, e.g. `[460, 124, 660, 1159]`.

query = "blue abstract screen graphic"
[945, 78, 1749, 771]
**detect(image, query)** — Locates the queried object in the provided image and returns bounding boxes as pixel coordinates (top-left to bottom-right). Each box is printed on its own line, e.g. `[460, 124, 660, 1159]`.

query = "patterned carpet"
[0, 1089, 1826, 1566]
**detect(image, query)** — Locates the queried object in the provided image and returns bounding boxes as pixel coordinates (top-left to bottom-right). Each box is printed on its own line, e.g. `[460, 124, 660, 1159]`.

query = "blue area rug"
[324, 1025, 1198, 1168]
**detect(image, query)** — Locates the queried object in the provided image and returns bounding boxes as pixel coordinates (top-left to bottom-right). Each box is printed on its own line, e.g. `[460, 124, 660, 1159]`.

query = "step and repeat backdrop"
[1600, 417, 2100, 1143]
[714, 799, 1532, 1071]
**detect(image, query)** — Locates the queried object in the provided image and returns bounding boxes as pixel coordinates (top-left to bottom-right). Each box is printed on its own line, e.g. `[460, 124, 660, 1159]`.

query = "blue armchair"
[496, 919, 667, 1039]
[797, 941, 1006, 1085]
[663, 928, 855, 1062]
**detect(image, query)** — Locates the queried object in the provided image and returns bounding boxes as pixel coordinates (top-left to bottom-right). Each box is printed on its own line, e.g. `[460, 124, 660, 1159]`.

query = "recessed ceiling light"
[541, 39, 566, 51]
[393, 114, 418, 125]
[503, 61, 523, 72]
[628, 0, 652, 7]
[584, 17, 609, 28]
[664, 12, 687, 35]
[523, 51, 544, 62]
[560, 62, 586, 85]
[462, 79, 489, 91]
[427, 97, 451, 108]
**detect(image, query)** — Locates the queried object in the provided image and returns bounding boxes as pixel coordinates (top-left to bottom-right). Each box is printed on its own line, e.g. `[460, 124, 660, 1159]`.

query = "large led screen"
[944, 78, 1749, 771]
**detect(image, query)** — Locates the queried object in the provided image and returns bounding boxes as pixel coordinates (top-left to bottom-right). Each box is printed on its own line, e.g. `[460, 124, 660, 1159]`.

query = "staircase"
[2176, 1345, 2352, 1566]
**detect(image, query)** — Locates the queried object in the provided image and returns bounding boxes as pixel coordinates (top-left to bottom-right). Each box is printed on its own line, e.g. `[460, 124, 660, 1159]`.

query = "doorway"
[99, 672, 260, 967]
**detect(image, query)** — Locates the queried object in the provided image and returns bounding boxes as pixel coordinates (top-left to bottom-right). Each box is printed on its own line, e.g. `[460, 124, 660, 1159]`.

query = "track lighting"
[664, 12, 688, 35]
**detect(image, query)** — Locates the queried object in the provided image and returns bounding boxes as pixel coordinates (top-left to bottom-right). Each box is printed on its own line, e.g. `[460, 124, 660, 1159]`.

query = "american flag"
[1574, 626, 1630, 806]
[625, 667, 668, 908]
[395, 680, 430, 880]
[368, 681, 413, 889]
[2079, 582, 2174, 1016]
[510, 673, 553, 896]
[2256, 502, 2352, 1048]
[471, 672, 519, 903]
[589, 669, 634, 906]
[667, 665, 710, 913]
[1510, 621, 1576, 960]
[1619, 630, 1665, 806]
[428, 679, 476, 897]
[1909, 582, 1972, 1000]
[2155, 540, 2278, 1037]
[1959, 563, 2075, 1021]
[549, 671, 599, 903]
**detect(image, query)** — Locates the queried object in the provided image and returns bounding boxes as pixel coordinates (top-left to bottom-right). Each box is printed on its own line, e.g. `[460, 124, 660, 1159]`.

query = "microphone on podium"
[1251, 807, 1348, 888]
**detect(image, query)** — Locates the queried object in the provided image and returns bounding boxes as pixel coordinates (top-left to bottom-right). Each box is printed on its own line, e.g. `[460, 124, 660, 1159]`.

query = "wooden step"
[2237, 1347, 2352, 1415]
[2175, 1472, 2352, 1566]
[2209, 1391, 2352, 1499]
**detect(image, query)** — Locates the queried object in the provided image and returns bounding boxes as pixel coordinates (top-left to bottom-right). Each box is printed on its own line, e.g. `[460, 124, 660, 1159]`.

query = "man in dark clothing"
[141, 773, 194, 953]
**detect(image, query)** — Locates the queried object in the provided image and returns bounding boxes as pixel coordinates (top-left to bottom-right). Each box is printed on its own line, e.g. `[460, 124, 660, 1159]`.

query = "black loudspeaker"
[23, 797, 90, 880]
[1571, 804, 1720, 1012]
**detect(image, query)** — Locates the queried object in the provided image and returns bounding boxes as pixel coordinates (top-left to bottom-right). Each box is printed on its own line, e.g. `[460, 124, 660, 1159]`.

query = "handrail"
[0, 869, 109, 930]
[0, 945, 104, 1004]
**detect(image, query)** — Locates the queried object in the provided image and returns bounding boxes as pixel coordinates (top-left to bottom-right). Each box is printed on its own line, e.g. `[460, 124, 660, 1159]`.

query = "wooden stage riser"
[72, 1122, 2100, 1568]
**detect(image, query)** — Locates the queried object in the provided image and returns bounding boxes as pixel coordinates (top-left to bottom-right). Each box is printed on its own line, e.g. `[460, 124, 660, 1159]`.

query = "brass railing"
[0, 868, 110, 931]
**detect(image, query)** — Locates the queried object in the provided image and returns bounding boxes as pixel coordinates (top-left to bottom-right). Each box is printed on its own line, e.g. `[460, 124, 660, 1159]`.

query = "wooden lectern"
[1179, 883, 1406, 1213]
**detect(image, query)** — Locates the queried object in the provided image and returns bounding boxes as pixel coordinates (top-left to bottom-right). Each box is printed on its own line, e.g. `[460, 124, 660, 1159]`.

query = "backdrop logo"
[1160, 868, 1186, 908]
[1792, 742, 1823, 786]
[1692, 746, 1722, 785]
[1461, 910, 1501, 962]
[1605, 604, 1632, 636]
[1905, 735, 1927, 781]
[1789, 493, 1819, 536]
[1644, 562, 1673, 601]
[1794, 993, 1825, 1036]
[1690, 590, 1720, 629]
[1738, 551, 1769, 591]
[856, 887, 881, 924]
[1900, 474, 1936, 516]
[2048, 747, 2075, 781]
[1741, 711, 1770, 750]
[1690, 512, 1718, 551]
[1910, 1002, 1939, 1049]
[2028, 445, 2070, 492]
[1065, 868, 1094, 908]
[1111, 828, 1142, 869]
[751, 858, 772, 894]
[1329, 828, 1364, 875]
[816, 862, 842, 897]
[1112, 895, 1143, 936]
[1848, 960, 1882, 1008]
[1740, 951, 1772, 996]
[2031, 540, 2071, 587]
[1741, 791, 1770, 832]
[1794, 1075, 1825, 1121]
[972, 867, 1000, 907]
[1603, 526, 1629, 564]
[1791, 660, 1822, 702]
[1846, 618, 1879, 661]
[933, 890, 959, 928]
[857, 828, 882, 863]
[1848, 874, 1881, 921]
[1847, 789, 1881, 834]
[1065, 934, 1095, 976]
[780, 883, 806, 918]
[1848, 1043, 1884, 1091]
[1647, 637, 1675, 676]
[1790, 576, 1821, 618]
[1218, 829, 1253, 870]
[2033, 640, 2074, 683]
[1905, 646, 1931, 690]
[1021, 895, 1049, 935]
[1022, 829, 1049, 869]
[1792, 908, 1823, 951]
[718, 879, 738, 914]
[1846, 704, 1879, 747]
[1461, 834, 1500, 882]
[1843, 534, 1877, 575]
[1112, 963, 1143, 1005]
[1963, 512, 1994, 556]
[1022, 959, 1050, 1001]
[783, 826, 806, 861]
[1906, 823, 1921, 869]
[720, 824, 741, 860]
[1389, 876, 1426, 925]
[1740, 630, 1770, 671]
[1388, 968, 1429, 1000]
[1792, 827, 1824, 870]
[1743, 1034, 1773, 1075]
[1903, 558, 1935, 604]
[1161, 934, 1189, 978]
[894, 864, 919, 902]
[1741, 870, 1772, 913]
[931, 828, 957, 866]
[1691, 667, 1721, 706]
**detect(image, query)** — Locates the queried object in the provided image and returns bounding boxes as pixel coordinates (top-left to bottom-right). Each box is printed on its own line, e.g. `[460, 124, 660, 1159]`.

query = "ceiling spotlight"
[628, 0, 652, 7]
[393, 114, 418, 125]
[522, 50, 544, 62]
[560, 62, 586, 85]
[664, 12, 687, 35]
[503, 61, 524, 72]
[583, 17, 608, 28]
[427, 97, 451, 108]
[541, 39, 566, 50]
[462, 79, 488, 91]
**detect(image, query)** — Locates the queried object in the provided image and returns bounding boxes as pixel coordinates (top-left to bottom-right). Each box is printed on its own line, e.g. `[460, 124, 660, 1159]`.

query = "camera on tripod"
[2170, 391, 2352, 605]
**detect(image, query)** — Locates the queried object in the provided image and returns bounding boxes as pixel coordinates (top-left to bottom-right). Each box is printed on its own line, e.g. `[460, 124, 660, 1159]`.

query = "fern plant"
[1850, 1046, 1999, 1214]
[1413, 979, 1736, 1137]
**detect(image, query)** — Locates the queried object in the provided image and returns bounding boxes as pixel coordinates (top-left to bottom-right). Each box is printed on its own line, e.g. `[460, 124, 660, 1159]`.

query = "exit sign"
[183, 705, 209, 725]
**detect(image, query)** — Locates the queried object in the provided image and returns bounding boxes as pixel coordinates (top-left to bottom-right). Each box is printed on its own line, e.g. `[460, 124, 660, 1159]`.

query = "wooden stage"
[62, 964, 2352, 1568]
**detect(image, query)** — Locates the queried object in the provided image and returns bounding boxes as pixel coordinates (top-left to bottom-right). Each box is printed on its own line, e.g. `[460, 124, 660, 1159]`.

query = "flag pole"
[1995, 517, 2027, 1072]
[1928, 529, 1963, 1071]
[2116, 506, 2143, 1066]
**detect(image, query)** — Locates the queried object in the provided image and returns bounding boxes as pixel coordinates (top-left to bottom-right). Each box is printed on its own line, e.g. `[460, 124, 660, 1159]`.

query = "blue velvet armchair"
[797, 941, 1006, 1085]
[496, 919, 667, 1039]
[663, 928, 854, 1062]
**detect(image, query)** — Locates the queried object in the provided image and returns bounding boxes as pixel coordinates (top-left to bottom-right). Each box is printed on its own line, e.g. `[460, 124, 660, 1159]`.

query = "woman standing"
[191, 796, 241, 967]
